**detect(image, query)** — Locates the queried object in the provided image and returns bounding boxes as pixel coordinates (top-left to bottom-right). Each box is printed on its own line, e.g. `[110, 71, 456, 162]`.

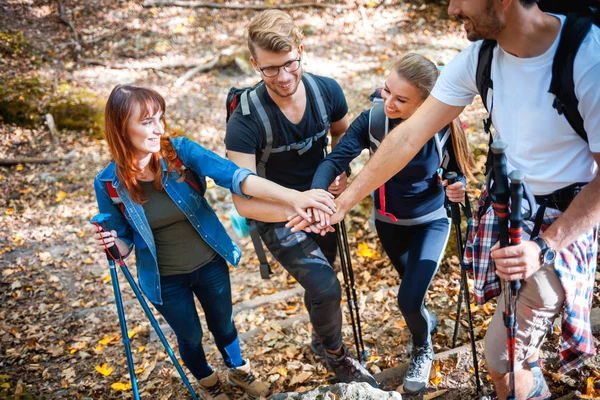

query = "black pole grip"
[90, 214, 122, 261]
[509, 170, 525, 292]
[444, 171, 461, 225]
[491, 141, 510, 249]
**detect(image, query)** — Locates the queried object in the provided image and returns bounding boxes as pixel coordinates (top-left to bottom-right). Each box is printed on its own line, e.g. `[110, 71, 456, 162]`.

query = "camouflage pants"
[257, 221, 342, 351]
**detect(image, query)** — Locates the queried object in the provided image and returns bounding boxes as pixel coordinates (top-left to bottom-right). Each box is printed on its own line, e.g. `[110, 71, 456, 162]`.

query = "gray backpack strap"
[303, 73, 330, 129]
[368, 102, 388, 153]
[241, 91, 251, 116]
[434, 125, 451, 169]
[249, 89, 273, 178]
[243, 86, 274, 279]
[247, 220, 272, 279]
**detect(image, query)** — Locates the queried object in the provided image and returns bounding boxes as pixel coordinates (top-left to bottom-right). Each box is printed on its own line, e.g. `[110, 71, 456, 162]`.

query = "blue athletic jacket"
[312, 111, 465, 224]
[93, 137, 255, 305]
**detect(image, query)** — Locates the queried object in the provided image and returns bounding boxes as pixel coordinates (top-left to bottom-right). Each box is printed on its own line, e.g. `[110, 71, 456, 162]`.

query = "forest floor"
[1, 1, 599, 399]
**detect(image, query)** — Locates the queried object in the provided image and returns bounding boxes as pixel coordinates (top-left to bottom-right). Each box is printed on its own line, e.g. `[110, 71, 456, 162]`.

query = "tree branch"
[142, 1, 353, 10]
[57, 0, 82, 61]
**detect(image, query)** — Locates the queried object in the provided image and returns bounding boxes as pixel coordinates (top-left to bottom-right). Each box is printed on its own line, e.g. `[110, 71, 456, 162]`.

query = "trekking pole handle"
[444, 171, 461, 225]
[90, 213, 121, 261]
[509, 170, 525, 292]
[491, 141, 510, 248]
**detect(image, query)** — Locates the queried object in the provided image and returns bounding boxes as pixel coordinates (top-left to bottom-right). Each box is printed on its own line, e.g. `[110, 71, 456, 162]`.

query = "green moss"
[0, 31, 31, 57]
[48, 84, 104, 138]
[0, 75, 104, 137]
[0, 75, 46, 127]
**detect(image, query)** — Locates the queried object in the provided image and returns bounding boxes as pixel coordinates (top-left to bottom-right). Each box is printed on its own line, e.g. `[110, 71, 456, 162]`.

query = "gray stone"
[269, 382, 402, 400]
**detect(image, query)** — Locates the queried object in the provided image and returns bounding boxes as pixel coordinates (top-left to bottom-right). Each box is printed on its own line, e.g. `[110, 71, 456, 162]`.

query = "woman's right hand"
[93, 228, 118, 250]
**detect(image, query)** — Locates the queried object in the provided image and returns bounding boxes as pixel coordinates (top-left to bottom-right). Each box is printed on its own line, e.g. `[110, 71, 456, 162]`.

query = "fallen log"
[0, 157, 63, 166]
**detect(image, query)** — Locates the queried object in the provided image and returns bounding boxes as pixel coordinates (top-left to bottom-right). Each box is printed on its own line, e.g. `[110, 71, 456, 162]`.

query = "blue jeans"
[152, 256, 244, 380]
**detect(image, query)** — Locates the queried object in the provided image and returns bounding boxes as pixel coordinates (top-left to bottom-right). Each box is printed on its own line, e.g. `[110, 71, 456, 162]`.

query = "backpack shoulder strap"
[105, 181, 125, 215]
[476, 39, 497, 118]
[174, 156, 206, 196]
[368, 102, 388, 153]
[303, 73, 330, 130]
[434, 125, 451, 169]
[247, 86, 273, 178]
[549, 12, 592, 143]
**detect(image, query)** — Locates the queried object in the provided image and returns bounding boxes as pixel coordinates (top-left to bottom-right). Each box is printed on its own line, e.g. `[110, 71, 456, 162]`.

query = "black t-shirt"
[225, 74, 348, 191]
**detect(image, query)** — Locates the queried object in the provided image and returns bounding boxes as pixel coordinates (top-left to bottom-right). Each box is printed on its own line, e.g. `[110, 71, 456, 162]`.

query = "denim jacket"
[94, 137, 255, 305]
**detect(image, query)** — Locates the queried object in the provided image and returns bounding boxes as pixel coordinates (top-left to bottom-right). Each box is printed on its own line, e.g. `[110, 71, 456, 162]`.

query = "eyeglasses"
[257, 56, 302, 78]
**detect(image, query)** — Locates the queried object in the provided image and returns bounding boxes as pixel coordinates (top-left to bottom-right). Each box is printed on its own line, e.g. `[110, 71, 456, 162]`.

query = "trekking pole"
[90, 214, 140, 400]
[489, 142, 518, 400]
[507, 170, 525, 400]
[341, 220, 368, 363]
[90, 214, 200, 400]
[445, 172, 482, 395]
[335, 220, 368, 364]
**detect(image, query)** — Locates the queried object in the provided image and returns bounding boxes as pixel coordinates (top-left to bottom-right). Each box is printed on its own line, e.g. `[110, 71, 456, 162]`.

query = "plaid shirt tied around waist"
[464, 189, 598, 373]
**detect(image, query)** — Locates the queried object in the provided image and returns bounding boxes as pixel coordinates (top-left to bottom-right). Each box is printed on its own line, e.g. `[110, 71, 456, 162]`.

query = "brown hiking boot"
[324, 344, 378, 388]
[199, 371, 230, 400]
[226, 360, 269, 398]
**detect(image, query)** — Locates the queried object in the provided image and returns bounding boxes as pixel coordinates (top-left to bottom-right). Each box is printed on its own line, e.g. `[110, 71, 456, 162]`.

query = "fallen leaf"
[111, 381, 132, 391]
[95, 363, 113, 376]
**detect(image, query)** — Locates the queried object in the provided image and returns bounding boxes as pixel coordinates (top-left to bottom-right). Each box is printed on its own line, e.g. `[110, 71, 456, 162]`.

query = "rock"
[269, 382, 402, 400]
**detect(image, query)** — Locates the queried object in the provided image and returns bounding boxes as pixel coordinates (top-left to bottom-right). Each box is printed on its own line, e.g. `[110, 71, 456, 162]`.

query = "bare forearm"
[335, 97, 463, 213]
[233, 195, 292, 222]
[336, 121, 427, 212]
[240, 175, 298, 205]
[542, 176, 600, 250]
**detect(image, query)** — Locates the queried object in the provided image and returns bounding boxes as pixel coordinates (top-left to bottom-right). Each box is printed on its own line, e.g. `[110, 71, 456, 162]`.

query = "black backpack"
[225, 73, 331, 279]
[476, 0, 599, 143]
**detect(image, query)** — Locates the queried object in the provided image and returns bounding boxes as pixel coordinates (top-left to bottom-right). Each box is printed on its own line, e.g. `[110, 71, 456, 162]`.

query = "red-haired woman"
[92, 84, 335, 399]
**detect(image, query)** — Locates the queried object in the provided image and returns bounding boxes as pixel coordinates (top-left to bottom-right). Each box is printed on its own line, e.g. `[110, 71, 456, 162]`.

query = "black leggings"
[375, 217, 451, 347]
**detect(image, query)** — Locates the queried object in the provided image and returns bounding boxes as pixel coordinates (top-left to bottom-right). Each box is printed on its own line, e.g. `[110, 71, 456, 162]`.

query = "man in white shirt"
[287, 0, 600, 398]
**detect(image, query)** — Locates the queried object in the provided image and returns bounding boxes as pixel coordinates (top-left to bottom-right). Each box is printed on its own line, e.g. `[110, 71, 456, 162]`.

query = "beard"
[458, 0, 504, 41]
[264, 70, 302, 98]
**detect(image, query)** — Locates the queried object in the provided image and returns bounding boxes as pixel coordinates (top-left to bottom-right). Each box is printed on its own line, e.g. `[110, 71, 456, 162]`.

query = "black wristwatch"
[532, 237, 557, 265]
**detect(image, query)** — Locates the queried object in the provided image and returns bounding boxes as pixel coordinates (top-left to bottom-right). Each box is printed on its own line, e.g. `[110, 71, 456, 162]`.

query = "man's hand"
[288, 189, 336, 222]
[491, 240, 543, 281]
[285, 198, 348, 234]
[443, 180, 466, 203]
[328, 172, 348, 197]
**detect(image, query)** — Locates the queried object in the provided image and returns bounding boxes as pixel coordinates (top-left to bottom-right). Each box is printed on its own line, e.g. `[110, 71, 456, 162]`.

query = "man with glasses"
[225, 10, 377, 387]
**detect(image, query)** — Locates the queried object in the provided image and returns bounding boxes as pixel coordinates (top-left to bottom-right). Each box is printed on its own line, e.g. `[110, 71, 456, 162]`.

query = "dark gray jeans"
[257, 221, 342, 351]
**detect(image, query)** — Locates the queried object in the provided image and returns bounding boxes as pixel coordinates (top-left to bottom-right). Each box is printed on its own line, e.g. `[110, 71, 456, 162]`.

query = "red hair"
[104, 84, 180, 203]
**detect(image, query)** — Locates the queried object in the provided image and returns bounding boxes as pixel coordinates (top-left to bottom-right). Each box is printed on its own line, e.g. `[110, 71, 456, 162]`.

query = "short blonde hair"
[248, 10, 303, 58]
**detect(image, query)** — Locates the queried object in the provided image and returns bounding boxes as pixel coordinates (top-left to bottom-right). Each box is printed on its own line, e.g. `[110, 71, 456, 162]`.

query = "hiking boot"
[199, 371, 230, 400]
[226, 359, 269, 398]
[403, 343, 434, 393]
[325, 344, 378, 388]
[527, 362, 551, 400]
[309, 330, 325, 357]
[428, 312, 438, 333]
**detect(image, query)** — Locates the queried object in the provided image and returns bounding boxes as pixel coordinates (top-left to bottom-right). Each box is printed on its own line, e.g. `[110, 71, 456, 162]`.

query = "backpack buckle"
[553, 97, 565, 115]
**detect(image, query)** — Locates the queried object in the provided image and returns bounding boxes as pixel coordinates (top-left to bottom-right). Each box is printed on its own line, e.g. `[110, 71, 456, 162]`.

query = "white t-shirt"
[431, 14, 600, 195]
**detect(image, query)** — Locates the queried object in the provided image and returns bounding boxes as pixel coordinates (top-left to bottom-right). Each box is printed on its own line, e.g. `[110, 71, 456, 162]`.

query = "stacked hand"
[286, 172, 349, 235]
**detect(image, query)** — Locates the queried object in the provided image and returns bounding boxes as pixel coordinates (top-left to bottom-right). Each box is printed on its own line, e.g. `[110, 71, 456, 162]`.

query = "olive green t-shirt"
[139, 180, 217, 276]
